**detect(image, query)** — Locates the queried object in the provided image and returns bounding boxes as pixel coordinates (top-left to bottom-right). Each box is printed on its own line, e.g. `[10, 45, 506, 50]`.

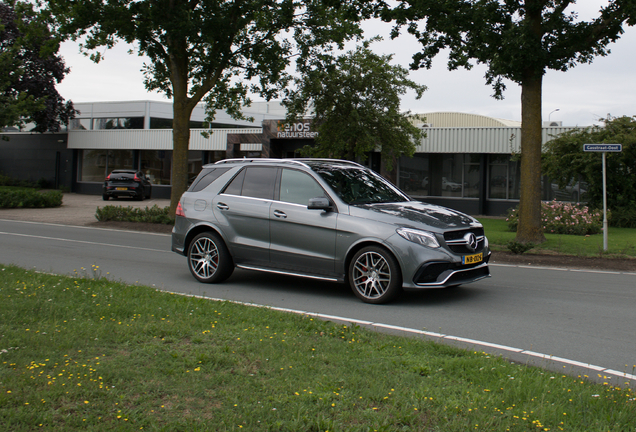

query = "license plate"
[462, 253, 483, 265]
[116, 187, 128, 191]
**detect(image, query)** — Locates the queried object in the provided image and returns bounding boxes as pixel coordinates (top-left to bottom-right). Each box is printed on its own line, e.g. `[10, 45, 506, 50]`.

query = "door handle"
[273, 210, 287, 219]
[216, 203, 229, 210]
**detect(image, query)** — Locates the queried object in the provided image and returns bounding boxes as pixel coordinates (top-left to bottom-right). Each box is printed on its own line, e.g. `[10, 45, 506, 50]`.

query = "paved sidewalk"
[0, 193, 171, 227]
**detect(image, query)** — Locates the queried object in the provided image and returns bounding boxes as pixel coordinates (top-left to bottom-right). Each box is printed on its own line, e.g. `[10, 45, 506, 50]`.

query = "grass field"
[479, 217, 636, 258]
[1, 264, 635, 431]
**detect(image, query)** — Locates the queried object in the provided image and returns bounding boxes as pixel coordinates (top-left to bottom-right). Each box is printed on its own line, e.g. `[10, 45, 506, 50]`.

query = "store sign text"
[277, 121, 318, 139]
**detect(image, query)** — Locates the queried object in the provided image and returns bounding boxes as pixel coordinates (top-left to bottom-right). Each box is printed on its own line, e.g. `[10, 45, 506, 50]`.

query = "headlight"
[396, 228, 440, 248]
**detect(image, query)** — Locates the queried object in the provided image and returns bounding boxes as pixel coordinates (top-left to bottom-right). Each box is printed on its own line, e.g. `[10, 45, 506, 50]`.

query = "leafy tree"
[381, 0, 636, 243]
[543, 115, 636, 226]
[283, 38, 426, 173]
[43, 0, 370, 215]
[0, 0, 75, 132]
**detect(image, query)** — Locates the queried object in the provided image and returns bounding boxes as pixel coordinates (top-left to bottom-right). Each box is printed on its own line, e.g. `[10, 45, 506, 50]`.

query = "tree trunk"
[169, 98, 192, 217]
[516, 73, 546, 244]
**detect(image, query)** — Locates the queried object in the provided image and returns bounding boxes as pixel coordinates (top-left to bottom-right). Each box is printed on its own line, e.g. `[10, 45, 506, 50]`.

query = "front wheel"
[187, 232, 234, 283]
[348, 246, 402, 304]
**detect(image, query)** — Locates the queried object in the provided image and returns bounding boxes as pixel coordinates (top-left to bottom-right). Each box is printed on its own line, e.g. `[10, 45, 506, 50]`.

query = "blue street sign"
[583, 144, 622, 152]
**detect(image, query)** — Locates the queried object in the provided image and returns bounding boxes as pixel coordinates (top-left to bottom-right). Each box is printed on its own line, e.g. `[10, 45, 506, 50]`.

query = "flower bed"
[506, 200, 603, 235]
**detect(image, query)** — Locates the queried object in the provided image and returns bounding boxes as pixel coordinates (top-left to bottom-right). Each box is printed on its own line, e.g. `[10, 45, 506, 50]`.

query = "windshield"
[309, 163, 410, 205]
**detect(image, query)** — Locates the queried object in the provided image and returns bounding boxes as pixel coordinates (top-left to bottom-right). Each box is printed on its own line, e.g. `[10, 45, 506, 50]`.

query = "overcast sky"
[56, 2, 636, 127]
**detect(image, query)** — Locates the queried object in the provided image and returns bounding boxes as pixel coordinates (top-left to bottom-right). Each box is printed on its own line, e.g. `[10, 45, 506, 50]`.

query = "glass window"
[187, 151, 204, 185]
[488, 155, 520, 200]
[78, 149, 133, 181]
[69, 118, 92, 130]
[224, 168, 246, 195]
[189, 168, 231, 192]
[93, 117, 144, 130]
[150, 118, 173, 129]
[279, 169, 325, 206]
[141, 150, 172, 185]
[79, 150, 108, 182]
[398, 154, 429, 196]
[241, 167, 277, 200]
[488, 155, 509, 199]
[463, 154, 481, 198]
[440, 154, 464, 197]
[108, 150, 134, 171]
[311, 164, 408, 205]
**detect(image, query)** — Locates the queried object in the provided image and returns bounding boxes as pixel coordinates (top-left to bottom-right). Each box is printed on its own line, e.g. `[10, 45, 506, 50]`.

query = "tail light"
[134, 174, 141, 181]
[105, 174, 111, 181]
[175, 202, 185, 217]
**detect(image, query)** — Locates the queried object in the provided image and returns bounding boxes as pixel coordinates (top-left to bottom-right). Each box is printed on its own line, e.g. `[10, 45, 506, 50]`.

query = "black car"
[102, 170, 152, 201]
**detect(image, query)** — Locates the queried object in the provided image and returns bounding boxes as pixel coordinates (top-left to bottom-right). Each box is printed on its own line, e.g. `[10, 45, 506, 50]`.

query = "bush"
[0, 188, 63, 208]
[608, 206, 636, 228]
[506, 200, 603, 235]
[506, 240, 535, 255]
[95, 204, 174, 225]
[0, 173, 50, 188]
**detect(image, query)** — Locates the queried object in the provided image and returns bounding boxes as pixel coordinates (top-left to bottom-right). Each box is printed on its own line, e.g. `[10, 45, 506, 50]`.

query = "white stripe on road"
[167, 291, 636, 384]
[0, 231, 170, 254]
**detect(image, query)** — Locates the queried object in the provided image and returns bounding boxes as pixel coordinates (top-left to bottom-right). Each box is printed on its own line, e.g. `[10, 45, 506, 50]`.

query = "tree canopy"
[543, 115, 636, 226]
[43, 0, 371, 215]
[283, 39, 426, 172]
[0, 0, 75, 132]
[381, 0, 636, 243]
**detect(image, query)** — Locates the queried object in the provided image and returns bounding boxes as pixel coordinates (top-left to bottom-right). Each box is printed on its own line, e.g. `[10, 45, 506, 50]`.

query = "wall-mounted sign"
[277, 121, 318, 139]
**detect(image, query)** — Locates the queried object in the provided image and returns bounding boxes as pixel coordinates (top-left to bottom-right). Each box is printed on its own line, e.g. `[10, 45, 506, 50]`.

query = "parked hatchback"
[103, 169, 152, 201]
[171, 159, 490, 304]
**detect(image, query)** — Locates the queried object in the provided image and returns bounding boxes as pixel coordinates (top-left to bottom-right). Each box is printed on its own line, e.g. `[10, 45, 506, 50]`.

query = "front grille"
[444, 228, 485, 254]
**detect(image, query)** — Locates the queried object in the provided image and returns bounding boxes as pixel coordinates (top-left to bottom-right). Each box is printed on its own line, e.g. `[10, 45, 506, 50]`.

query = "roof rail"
[213, 158, 364, 168]
[214, 158, 308, 167]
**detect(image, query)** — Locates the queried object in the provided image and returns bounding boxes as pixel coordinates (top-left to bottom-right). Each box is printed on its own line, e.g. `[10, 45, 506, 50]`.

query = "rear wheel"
[102, 194, 109, 201]
[348, 246, 402, 304]
[187, 232, 234, 283]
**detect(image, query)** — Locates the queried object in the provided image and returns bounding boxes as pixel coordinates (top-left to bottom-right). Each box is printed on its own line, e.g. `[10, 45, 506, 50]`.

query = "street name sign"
[582, 143, 622, 250]
[583, 144, 622, 152]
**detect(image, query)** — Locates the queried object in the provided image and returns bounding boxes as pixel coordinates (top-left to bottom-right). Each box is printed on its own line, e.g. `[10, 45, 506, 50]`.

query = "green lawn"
[1, 265, 635, 431]
[479, 217, 636, 258]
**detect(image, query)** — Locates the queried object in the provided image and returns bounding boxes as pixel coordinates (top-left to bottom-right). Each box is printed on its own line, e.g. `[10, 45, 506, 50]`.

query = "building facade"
[1, 101, 581, 215]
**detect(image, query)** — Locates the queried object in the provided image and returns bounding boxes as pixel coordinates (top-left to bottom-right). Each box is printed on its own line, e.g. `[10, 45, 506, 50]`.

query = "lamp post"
[548, 109, 560, 122]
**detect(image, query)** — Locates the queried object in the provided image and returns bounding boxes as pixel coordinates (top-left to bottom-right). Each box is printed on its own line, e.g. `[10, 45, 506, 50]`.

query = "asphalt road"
[1, 218, 635, 387]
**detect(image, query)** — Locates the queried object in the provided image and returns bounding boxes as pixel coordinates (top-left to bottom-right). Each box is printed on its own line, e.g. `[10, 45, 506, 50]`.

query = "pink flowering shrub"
[506, 200, 604, 235]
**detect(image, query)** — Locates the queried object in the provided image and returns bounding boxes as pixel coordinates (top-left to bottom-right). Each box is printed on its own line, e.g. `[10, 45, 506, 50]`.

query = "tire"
[187, 232, 234, 283]
[348, 246, 402, 304]
[102, 194, 109, 201]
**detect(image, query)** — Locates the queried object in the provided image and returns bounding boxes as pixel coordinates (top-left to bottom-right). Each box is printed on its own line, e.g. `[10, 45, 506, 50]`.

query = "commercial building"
[1, 100, 580, 215]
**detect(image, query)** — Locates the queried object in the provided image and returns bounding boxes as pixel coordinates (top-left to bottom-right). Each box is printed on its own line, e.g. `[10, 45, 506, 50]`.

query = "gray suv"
[172, 159, 490, 304]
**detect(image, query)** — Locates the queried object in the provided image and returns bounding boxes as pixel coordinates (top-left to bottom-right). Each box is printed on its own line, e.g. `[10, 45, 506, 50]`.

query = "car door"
[213, 166, 276, 266]
[269, 168, 338, 277]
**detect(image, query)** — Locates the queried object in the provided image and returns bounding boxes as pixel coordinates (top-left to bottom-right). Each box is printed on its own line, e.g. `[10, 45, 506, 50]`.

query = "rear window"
[189, 167, 231, 192]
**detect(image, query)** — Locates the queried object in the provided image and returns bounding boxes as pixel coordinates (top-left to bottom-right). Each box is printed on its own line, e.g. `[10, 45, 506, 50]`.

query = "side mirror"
[308, 197, 332, 211]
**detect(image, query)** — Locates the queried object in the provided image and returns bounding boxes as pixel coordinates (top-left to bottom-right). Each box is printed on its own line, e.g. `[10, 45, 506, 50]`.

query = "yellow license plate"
[462, 253, 483, 265]
[116, 187, 128, 191]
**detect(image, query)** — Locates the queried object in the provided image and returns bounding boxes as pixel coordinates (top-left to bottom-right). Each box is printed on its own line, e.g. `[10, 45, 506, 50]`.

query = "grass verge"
[479, 217, 636, 258]
[1, 264, 635, 431]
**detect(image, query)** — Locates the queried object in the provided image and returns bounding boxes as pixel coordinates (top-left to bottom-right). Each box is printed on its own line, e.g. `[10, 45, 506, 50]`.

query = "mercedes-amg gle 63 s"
[171, 159, 491, 304]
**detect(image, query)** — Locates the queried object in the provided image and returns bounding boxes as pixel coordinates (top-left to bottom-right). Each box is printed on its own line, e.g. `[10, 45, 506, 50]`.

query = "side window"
[223, 168, 246, 195]
[189, 167, 230, 192]
[241, 167, 277, 199]
[219, 166, 276, 199]
[279, 169, 325, 206]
